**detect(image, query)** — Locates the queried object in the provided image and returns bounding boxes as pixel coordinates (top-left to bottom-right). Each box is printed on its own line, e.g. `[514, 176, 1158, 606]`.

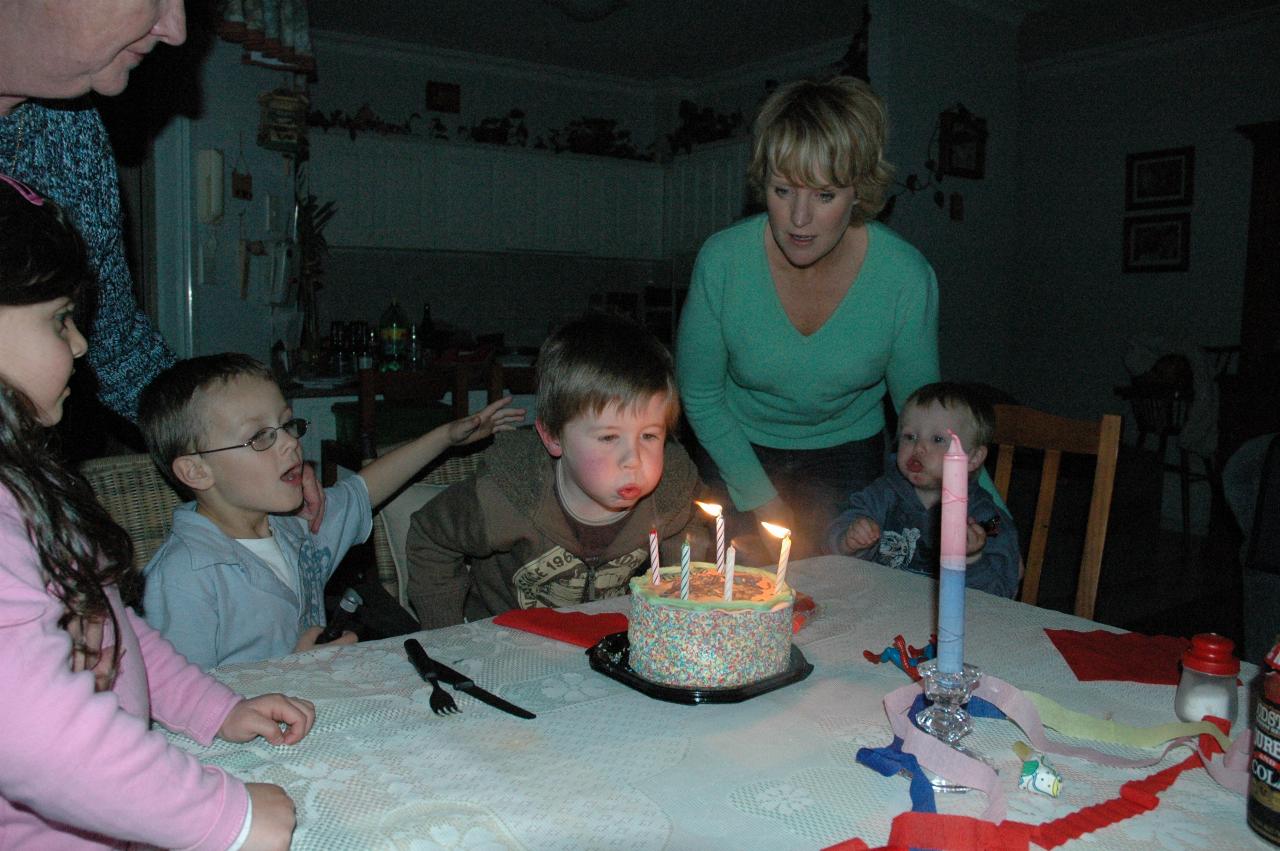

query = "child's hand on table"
[841, 516, 881, 554]
[294, 625, 357, 654]
[244, 783, 297, 851]
[219, 693, 316, 745]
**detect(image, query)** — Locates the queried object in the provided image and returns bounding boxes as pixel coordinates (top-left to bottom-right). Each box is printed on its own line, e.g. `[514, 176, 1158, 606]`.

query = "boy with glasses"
[137, 353, 522, 669]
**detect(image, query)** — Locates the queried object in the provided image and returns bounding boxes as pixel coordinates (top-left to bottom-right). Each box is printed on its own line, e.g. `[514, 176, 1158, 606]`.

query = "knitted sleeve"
[0, 102, 174, 421]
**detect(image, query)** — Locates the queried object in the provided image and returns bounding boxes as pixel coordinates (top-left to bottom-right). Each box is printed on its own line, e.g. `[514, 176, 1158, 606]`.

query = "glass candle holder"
[915, 659, 985, 792]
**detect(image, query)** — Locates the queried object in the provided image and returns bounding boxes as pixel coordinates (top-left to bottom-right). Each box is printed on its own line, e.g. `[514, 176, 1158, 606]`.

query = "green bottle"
[379, 298, 408, 371]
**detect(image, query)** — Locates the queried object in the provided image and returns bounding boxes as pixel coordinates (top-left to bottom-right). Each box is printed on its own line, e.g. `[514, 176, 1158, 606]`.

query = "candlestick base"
[914, 659, 990, 792]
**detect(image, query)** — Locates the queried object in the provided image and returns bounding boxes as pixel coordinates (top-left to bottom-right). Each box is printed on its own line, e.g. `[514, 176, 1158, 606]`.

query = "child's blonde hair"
[747, 76, 894, 224]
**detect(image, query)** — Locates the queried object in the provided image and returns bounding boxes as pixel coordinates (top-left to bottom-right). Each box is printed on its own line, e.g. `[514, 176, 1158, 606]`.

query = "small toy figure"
[863, 634, 937, 680]
[1014, 741, 1062, 798]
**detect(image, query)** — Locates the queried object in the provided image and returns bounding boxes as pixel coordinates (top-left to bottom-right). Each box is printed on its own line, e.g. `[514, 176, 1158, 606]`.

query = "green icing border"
[629, 562, 793, 612]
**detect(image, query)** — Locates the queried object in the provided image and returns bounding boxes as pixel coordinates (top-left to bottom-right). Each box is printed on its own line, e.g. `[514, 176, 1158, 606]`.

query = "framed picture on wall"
[1125, 146, 1194, 210]
[937, 107, 987, 179]
[1123, 213, 1190, 273]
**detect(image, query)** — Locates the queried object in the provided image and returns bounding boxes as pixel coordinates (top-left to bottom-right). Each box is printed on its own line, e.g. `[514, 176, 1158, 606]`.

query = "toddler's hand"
[448, 396, 526, 446]
[842, 516, 881, 554]
[294, 625, 358, 654]
[965, 517, 988, 559]
[243, 783, 297, 851]
[220, 694, 316, 745]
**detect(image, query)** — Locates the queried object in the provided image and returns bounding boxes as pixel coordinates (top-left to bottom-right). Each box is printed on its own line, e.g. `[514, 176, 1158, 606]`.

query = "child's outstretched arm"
[358, 397, 525, 506]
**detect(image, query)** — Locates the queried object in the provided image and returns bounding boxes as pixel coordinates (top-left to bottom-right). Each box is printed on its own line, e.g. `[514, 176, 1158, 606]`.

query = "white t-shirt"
[237, 533, 296, 595]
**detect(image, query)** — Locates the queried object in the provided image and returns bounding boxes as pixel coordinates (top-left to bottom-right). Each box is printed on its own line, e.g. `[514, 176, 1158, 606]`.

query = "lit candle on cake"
[680, 535, 691, 600]
[696, 501, 726, 573]
[937, 430, 969, 674]
[760, 522, 792, 589]
[723, 545, 736, 601]
[649, 527, 661, 584]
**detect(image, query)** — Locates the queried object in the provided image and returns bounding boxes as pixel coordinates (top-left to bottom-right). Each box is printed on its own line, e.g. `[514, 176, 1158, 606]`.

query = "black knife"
[404, 638, 536, 720]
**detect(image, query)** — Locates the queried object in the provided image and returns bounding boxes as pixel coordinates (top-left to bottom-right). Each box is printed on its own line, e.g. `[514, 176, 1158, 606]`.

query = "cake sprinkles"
[628, 563, 794, 689]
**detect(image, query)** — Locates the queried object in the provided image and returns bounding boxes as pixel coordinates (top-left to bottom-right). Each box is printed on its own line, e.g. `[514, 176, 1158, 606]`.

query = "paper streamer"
[881, 673, 1252, 823]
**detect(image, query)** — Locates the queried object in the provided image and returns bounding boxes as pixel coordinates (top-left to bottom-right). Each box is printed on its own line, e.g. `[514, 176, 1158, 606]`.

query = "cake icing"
[628, 562, 794, 689]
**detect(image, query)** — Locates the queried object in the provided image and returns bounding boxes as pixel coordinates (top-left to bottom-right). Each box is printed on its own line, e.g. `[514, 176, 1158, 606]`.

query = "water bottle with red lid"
[1173, 632, 1239, 724]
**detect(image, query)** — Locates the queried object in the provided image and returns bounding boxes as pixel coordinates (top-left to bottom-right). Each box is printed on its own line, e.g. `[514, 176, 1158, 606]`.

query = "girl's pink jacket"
[0, 486, 249, 849]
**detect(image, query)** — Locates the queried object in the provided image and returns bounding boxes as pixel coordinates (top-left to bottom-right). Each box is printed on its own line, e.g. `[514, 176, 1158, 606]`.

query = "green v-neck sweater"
[676, 214, 940, 511]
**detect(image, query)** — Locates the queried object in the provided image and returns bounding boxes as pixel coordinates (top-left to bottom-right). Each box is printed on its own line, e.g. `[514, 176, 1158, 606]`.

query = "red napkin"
[493, 608, 628, 648]
[1044, 628, 1189, 685]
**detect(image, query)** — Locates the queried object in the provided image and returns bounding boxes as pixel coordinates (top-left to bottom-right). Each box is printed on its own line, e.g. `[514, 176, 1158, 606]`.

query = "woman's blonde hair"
[748, 76, 894, 224]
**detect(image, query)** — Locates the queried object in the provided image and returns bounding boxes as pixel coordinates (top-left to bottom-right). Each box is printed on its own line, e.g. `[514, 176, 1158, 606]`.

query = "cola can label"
[1250, 666, 1280, 846]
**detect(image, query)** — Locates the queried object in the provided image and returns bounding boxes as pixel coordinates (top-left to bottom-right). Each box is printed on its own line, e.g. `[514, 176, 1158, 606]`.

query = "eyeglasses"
[195, 418, 308, 455]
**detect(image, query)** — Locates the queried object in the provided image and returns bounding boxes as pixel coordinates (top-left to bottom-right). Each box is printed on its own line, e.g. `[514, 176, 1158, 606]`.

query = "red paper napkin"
[493, 608, 628, 648]
[1044, 628, 1189, 685]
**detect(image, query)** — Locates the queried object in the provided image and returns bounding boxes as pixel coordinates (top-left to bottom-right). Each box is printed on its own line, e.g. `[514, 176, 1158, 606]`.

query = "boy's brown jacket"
[406, 428, 706, 629]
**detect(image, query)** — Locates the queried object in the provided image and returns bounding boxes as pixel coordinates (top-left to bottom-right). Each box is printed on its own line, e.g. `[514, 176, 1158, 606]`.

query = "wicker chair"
[79, 452, 183, 570]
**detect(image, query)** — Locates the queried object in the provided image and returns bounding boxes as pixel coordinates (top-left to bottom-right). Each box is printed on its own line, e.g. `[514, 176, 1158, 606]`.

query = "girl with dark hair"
[0, 174, 313, 850]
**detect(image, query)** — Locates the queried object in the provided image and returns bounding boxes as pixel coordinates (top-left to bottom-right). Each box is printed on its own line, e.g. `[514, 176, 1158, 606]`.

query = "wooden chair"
[321, 354, 503, 486]
[991, 404, 1122, 621]
[79, 452, 183, 569]
[1114, 352, 1211, 543]
[1242, 433, 1280, 664]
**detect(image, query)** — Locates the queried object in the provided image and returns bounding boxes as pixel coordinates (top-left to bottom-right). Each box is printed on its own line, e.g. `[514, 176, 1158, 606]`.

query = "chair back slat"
[1075, 413, 1122, 620]
[992, 404, 1122, 621]
[1020, 449, 1062, 608]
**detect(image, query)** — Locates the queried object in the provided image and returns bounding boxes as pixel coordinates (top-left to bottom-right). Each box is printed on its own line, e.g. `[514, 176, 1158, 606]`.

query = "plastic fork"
[425, 668, 459, 716]
[404, 639, 460, 716]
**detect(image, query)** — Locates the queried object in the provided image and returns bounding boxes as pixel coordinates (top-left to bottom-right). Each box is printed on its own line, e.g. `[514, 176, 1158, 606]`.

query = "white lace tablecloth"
[174, 557, 1266, 850]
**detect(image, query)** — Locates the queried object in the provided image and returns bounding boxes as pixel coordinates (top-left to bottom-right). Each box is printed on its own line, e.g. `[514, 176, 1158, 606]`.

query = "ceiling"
[308, 0, 1278, 81]
[310, 0, 867, 81]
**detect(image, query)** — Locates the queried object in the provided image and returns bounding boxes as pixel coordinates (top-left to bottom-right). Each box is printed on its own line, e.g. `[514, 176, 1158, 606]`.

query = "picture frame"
[1125, 146, 1194, 210]
[1123, 213, 1190, 273]
[426, 80, 461, 114]
[937, 107, 987, 179]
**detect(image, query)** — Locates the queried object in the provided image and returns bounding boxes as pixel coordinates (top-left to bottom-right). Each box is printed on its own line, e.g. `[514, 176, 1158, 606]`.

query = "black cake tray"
[586, 632, 813, 705]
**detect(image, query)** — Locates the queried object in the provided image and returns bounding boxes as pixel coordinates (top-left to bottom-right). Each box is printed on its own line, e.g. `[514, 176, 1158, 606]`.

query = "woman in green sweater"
[676, 76, 939, 557]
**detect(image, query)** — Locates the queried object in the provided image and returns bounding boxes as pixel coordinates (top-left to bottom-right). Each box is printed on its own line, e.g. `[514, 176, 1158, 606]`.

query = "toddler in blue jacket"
[827, 382, 1020, 597]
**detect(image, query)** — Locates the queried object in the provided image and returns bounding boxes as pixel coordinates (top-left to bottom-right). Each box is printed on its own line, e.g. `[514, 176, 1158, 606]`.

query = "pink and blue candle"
[938, 430, 969, 674]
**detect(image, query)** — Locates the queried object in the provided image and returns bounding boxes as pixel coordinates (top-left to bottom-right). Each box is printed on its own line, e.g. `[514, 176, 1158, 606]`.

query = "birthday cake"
[627, 562, 794, 689]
